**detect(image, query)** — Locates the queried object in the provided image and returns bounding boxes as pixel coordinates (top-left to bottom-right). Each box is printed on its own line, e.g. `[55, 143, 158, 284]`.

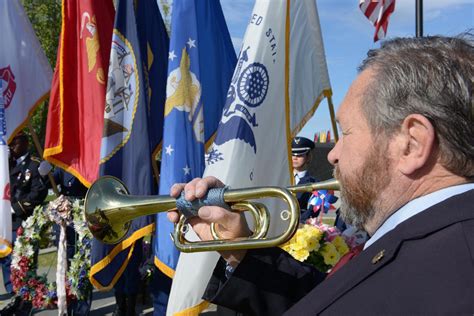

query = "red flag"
[326, 130, 331, 143]
[44, 0, 114, 187]
[359, 0, 396, 42]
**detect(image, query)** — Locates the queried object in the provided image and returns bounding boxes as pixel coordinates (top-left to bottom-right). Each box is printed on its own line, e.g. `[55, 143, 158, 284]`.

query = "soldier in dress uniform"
[1, 132, 48, 315]
[9, 133, 48, 226]
[291, 136, 318, 222]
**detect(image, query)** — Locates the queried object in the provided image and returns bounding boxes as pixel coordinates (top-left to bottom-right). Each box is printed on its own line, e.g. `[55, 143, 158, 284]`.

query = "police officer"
[1, 132, 47, 315]
[291, 136, 317, 222]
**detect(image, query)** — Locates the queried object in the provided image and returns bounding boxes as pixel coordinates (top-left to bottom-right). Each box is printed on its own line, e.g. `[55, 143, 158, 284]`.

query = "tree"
[19, 0, 61, 155]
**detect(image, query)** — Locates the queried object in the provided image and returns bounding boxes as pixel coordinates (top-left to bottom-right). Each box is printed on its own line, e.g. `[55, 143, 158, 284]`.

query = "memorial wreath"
[10, 196, 92, 310]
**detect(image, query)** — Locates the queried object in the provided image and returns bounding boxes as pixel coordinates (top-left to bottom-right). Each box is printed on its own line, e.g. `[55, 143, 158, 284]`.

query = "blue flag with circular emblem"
[90, 0, 168, 291]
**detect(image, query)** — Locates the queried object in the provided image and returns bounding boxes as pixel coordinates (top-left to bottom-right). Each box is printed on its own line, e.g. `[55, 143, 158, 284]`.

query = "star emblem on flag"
[169, 50, 177, 61]
[165, 144, 174, 155]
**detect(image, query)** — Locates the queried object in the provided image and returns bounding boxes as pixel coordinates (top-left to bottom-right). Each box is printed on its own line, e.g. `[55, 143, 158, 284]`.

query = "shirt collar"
[16, 153, 29, 166]
[364, 183, 474, 250]
[294, 170, 307, 179]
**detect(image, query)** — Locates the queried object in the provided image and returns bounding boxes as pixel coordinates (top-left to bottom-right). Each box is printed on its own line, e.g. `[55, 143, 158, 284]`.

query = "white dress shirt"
[364, 183, 474, 250]
[294, 170, 307, 185]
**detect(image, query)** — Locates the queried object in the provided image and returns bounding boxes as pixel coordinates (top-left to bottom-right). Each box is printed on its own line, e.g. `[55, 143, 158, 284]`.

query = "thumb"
[198, 206, 250, 239]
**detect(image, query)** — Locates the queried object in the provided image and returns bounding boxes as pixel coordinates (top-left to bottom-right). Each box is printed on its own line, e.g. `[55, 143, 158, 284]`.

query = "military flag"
[0, 0, 53, 257]
[167, 0, 332, 314]
[0, 81, 12, 258]
[154, 0, 237, 280]
[136, 0, 169, 163]
[43, 0, 115, 187]
[89, 0, 166, 290]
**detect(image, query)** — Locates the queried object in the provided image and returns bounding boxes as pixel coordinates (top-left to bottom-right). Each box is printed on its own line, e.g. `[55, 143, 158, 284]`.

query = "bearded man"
[168, 34, 474, 315]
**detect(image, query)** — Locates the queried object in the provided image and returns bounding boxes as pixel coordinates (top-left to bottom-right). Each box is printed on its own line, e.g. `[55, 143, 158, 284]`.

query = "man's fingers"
[183, 177, 202, 200]
[167, 210, 180, 223]
[195, 176, 224, 198]
[170, 183, 186, 198]
[198, 206, 251, 240]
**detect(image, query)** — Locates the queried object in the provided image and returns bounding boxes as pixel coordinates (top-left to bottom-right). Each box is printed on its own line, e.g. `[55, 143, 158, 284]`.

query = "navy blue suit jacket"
[203, 189, 474, 315]
[295, 173, 317, 222]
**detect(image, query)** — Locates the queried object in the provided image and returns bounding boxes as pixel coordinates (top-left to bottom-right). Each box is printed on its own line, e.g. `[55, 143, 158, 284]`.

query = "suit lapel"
[285, 188, 474, 315]
[287, 236, 403, 315]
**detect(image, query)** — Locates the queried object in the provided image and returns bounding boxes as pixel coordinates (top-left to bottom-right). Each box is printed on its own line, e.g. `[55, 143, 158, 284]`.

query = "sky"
[218, 0, 474, 140]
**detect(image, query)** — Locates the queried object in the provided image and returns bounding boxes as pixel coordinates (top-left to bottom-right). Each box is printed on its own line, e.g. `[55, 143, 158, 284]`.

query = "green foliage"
[18, 0, 61, 155]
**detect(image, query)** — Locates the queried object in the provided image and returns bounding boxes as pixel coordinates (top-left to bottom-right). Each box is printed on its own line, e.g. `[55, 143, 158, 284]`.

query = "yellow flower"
[290, 248, 310, 262]
[321, 242, 341, 266]
[331, 236, 349, 256]
[280, 225, 324, 261]
[280, 243, 291, 252]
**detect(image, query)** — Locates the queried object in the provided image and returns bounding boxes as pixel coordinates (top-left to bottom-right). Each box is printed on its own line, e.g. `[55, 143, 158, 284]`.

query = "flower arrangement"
[10, 196, 92, 309]
[280, 221, 353, 273]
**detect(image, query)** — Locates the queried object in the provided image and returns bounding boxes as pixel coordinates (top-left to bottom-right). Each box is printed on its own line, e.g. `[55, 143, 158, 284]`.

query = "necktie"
[294, 173, 299, 185]
[326, 243, 364, 278]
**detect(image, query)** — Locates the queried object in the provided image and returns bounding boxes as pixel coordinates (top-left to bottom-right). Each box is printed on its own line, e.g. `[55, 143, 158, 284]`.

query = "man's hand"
[168, 176, 251, 267]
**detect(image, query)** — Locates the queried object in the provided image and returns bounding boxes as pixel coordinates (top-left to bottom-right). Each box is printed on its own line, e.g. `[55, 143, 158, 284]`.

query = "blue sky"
[219, 0, 474, 140]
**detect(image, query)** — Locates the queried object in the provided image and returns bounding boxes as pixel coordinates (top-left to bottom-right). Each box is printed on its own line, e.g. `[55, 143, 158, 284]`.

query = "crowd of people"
[1, 33, 473, 315]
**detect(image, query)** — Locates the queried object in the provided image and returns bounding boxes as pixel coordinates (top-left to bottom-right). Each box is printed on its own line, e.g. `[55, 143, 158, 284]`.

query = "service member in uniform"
[9, 133, 48, 225]
[291, 136, 318, 222]
[1, 132, 48, 315]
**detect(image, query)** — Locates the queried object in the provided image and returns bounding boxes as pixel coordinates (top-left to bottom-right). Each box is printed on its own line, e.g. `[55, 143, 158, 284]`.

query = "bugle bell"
[84, 176, 340, 252]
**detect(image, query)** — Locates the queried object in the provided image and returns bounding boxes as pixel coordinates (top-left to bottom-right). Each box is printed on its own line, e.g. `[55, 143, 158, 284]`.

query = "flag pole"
[327, 96, 339, 142]
[416, 0, 423, 37]
[27, 119, 59, 196]
[151, 154, 160, 188]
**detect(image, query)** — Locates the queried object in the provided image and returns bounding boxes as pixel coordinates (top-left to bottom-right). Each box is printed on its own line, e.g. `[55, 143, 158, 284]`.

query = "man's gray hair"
[359, 33, 474, 179]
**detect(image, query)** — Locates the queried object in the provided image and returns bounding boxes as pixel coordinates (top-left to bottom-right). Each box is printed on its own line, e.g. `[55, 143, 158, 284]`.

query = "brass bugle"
[84, 176, 340, 252]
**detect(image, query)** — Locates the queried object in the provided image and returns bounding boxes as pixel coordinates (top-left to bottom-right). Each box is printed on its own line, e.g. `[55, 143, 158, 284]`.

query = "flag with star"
[168, 0, 332, 314]
[154, 0, 236, 286]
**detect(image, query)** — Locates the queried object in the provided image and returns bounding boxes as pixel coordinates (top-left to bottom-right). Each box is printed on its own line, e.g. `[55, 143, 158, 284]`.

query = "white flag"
[0, 82, 12, 258]
[167, 0, 331, 314]
[0, 0, 52, 257]
[0, 0, 53, 143]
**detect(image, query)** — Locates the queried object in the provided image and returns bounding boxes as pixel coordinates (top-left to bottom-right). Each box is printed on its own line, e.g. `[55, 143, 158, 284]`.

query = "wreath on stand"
[10, 196, 92, 310]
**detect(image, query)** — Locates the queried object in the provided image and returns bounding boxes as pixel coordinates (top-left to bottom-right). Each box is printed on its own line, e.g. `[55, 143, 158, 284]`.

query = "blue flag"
[90, 0, 167, 290]
[136, 0, 169, 161]
[154, 0, 237, 277]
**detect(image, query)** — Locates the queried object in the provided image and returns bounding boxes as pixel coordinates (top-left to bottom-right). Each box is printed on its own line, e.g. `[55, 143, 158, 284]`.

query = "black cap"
[292, 136, 314, 156]
[11, 131, 28, 143]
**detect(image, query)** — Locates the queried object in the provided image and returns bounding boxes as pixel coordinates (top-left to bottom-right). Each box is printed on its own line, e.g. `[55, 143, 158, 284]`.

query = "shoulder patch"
[30, 156, 41, 163]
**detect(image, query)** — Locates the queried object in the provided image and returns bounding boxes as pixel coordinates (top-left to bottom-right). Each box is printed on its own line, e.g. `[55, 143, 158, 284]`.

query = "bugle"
[84, 176, 339, 252]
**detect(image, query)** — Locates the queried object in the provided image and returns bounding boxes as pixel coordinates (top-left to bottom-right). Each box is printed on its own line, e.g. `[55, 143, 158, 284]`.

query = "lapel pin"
[372, 249, 385, 264]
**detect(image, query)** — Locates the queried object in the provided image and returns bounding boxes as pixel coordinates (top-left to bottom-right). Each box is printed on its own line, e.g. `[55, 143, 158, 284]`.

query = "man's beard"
[334, 145, 391, 230]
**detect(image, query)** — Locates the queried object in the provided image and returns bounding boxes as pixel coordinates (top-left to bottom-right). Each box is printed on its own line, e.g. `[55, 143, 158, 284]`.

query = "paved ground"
[0, 265, 154, 315]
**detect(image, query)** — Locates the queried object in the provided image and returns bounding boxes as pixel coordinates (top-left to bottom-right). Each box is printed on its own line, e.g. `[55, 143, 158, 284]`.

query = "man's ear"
[397, 114, 436, 175]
